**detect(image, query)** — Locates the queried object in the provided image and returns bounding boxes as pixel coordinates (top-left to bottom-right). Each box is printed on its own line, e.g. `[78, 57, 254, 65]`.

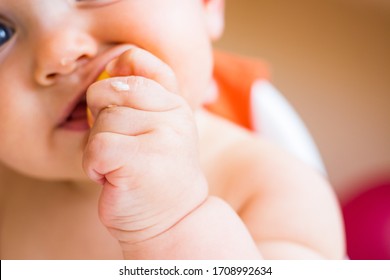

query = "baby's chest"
[1, 194, 122, 259]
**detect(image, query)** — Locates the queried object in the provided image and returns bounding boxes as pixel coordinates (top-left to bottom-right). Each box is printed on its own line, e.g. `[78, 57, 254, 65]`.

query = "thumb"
[105, 47, 179, 94]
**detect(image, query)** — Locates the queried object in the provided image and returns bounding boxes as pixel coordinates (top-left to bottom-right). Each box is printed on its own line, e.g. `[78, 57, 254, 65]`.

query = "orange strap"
[205, 50, 270, 130]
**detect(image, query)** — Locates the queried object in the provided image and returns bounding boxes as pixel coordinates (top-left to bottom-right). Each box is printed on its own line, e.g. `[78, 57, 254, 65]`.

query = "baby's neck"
[0, 163, 101, 200]
[63, 179, 102, 198]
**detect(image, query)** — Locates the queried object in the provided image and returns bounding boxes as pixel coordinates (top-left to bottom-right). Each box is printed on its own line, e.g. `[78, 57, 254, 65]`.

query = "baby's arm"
[121, 197, 261, 259]
[231, 139, 346, 259]
[83, 47, 261, 259]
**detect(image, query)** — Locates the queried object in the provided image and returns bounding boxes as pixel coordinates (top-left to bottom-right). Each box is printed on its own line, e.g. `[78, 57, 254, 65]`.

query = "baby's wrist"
[119, 196, 261, 260]
[117, 197, 209, 255]
[105, 176, 209, 247]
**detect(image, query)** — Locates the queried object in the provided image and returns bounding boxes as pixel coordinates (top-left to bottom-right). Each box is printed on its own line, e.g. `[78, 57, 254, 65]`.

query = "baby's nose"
[34, 29, 98, 86]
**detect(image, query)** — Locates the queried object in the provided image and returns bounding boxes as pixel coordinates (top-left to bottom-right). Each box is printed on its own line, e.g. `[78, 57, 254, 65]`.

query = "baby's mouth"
[59, 95, 89, 131]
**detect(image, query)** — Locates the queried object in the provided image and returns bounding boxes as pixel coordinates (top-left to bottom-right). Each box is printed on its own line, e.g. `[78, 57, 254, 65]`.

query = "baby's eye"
[0, 23, 14, 47]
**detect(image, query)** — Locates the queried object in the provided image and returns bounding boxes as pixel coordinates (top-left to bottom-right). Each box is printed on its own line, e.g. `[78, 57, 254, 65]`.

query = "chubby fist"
[83, 47, 208, 245]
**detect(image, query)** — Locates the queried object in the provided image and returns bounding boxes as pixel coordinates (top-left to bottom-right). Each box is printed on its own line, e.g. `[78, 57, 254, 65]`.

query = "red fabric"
[343, 181, 390, 260]
[205, 50, 270, 130]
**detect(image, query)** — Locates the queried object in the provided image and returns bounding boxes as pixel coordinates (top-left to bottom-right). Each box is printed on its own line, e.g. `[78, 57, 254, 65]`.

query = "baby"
[0, 0, 345, 259]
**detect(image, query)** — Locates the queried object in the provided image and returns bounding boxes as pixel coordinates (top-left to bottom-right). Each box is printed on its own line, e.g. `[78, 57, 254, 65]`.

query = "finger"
[89, 105, 165, 138]
[106, 47, 179, 94]
[87, 75, 186, 119]
[83, 132, 140, 186]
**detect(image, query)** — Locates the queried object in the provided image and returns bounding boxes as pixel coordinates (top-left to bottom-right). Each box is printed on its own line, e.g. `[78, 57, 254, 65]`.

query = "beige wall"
[215, 0, 390, 200]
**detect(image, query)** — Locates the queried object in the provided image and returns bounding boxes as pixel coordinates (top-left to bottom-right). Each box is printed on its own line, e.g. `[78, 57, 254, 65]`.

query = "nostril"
[47, 73, 57, 80]
[36, 60, 77, 86]
[34, 70, 58, 86]
[35, 50, 94, 86]
[41, 72, 59, 85]
[78, 54, 89, 61]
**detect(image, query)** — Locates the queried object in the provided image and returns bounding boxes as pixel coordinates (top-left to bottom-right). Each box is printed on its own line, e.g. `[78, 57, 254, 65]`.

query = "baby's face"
[0, 0, 224, 180]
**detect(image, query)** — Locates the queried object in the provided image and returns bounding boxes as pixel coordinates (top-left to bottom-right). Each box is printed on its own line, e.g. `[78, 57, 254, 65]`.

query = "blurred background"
[215, 0, 390, 259]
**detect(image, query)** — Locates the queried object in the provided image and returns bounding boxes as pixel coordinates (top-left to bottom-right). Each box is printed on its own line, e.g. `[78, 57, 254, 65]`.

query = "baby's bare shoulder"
[197, 110, 295, 206]
[198, 109, 302, 192]
[232, 139, 345, 258]
[198, 111, 345, 259]
[198, 109, 329, 193]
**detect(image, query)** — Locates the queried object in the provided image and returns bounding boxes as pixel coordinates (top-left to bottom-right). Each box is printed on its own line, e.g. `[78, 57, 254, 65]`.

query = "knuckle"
[99, 105, 123, 122]
[126, 47, 142, 60]
[84, 133, 113, 171]
[155, 124, 184, 148]
[163, 93, 188, 112]
[171, 94, 187, 107]
[89, 132, 112, 153]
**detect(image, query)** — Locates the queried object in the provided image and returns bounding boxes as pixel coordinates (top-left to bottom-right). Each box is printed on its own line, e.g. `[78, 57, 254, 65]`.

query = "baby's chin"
[9, 161, 88, 183]
[0, 162, 84, 188]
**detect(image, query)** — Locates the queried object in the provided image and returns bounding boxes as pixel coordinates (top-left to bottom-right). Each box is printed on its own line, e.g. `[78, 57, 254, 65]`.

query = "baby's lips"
[87, 70, 110, 128]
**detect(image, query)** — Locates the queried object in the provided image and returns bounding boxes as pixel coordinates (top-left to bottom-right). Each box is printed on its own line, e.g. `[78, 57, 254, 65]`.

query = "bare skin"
[0, 0, 345, 259]
[0, 108, 345, 259]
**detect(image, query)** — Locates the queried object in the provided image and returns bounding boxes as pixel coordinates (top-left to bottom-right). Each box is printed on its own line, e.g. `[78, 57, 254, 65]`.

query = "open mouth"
[59, 94, 90, 131]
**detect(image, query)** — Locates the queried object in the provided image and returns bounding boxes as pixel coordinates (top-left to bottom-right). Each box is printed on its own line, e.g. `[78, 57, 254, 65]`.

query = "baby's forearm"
[119, 196, 262, 260]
